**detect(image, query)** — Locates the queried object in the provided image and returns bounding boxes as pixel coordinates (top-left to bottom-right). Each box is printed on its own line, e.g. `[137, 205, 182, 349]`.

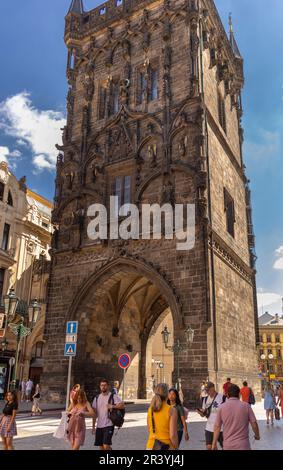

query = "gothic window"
[210, 48, 216, 67]
[69, 50, 75, 70]
[7, 190, 13, 207]
[111, 176, 132, 214]
[32, 341, 44, 359]
[149, 67, 158, 101]
[267, 337, 271, 343]
[0, 268, 5, 300]
[224, 188, 235, 238]
[111, 80, 120, 115]
[98, 85, 107, 120]
[278, 349, 282, 358]
[267, 348, 272, 354]
[276, 335, 280, 343]
[137, 70, 147, 105]
[116, 0, 123, 6]
[259, 335, 263, 343]
[0, 182, 4, 201]
[1, 223, 10, 251]
[218, 92, 227, 134]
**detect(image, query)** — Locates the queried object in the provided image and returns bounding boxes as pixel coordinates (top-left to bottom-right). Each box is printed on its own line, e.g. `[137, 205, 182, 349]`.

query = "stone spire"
[229, 13, 242, 60]
[68, 0, 84, 14]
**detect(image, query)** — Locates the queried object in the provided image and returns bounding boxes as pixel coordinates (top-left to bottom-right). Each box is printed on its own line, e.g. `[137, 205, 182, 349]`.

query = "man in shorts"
[197, 381, 224, 450]
[92, 379, 125, 450]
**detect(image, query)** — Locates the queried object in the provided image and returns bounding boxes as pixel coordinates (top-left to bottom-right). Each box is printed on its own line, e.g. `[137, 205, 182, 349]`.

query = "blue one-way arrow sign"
[64, 343, 77, 357]
[66, 321, 78, 335]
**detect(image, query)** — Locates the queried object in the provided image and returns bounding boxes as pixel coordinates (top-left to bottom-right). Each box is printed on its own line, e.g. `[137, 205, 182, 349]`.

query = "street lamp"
[8, 298, 41, 391]
[3, 288, 19, 325]
[161, 325, 195, 391]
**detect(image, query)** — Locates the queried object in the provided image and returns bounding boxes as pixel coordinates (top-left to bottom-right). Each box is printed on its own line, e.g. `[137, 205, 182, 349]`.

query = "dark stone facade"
[42, 0, 260, 403]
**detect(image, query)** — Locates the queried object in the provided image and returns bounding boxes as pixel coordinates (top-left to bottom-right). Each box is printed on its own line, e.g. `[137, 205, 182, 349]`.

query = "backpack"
[248, 389, 256, 405]
[95, 393, 125, 429]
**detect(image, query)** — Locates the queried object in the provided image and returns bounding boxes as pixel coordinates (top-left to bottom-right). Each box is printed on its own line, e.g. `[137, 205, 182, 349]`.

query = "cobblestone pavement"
[2, 402, 283, 450]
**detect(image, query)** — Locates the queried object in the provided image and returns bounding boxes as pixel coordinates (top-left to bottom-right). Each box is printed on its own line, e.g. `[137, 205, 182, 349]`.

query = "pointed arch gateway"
[67, 257, 183, 399]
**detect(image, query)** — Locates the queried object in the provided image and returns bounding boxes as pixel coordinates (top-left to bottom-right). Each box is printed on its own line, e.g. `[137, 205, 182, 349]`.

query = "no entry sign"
[118, 353, 131, 369]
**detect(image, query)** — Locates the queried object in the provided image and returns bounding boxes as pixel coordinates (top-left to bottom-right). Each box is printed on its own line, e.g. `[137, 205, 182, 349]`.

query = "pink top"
[215, 398, 257, 450]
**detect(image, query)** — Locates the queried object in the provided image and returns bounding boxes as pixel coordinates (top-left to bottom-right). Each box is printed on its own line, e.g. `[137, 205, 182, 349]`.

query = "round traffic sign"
[9, 357, 15, 367]
[118, 353, 131, 369]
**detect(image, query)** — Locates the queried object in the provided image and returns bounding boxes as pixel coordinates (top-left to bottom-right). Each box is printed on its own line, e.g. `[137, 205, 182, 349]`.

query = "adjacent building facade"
[42, 0, 259, 402]
[0, 162, 52, 395]
[258, 312, 283, 385]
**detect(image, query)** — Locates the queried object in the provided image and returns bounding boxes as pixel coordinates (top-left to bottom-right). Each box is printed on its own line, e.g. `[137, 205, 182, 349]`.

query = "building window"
[278, 349, 282, 359]
[0, 268, 5, 300]
[150, 67, 158, 101]
[98, 85, 107, 120]
[267, 336, 271, 343]
[1, 223, 10, 251]
[7, 191, 13, 207]
[224, 188, 235, 238]
[268, 348, 272, 355]
[218, 92, 227, 133]
[259, 349, 264, 357]
[0, 182, 4, 202]
[111, 176, 132, 214]
[259, 335, 263, 343]
[34, 341, 44, 358]
[276, 335, 280, 343]
[111, 80, 120, 115]
[137, 70, 147, 105]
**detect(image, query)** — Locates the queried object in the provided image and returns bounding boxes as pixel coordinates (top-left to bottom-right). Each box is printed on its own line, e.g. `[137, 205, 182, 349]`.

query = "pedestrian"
[212, 383, 260, 450]
[146, 383, 178, 450]
[200, 381, 208, 406]
[67, 389, 95, 450]
[20, 380, 26, 402]
[196, 381, 224, 450]
[112, 381, 120, 395]
[25, 378, 33, 402]
[0, 391, 18, 450]
[276, 385, 283, 418]
[264, 382, 276, 425]
[222, 378, 231, 398]
[92, 379, 125, 450]
[167, 388, 189, 447]
[32, 383, 42, 416]
[70, 384, 80, 405]
[240, 381, 254, 404]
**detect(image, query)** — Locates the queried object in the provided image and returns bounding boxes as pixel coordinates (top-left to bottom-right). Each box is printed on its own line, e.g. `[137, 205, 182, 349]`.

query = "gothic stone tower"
[42, 0, 260, 402]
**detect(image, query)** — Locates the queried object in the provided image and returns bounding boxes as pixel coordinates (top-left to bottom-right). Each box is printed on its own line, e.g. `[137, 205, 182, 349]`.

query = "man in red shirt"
[223, 378, 231, 397]
[240, 381, 251, 403]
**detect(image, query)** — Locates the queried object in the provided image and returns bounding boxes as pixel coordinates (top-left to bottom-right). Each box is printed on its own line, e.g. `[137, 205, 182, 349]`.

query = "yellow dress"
[146, 402, 173, 449]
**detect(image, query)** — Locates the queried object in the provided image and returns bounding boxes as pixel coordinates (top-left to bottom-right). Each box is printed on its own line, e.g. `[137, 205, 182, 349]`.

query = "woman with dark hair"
[0, 391, 18, 450]
[146, 384, 178, 450]
[168, 388, 189, 447]
[67, 389, 95, 450]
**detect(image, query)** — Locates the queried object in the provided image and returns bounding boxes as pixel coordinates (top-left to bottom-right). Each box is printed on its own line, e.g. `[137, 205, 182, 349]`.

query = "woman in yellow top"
[146, 383, 178, 450]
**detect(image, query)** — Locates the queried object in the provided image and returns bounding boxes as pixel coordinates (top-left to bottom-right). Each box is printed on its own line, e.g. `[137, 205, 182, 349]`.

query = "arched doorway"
[67, 258, 182, 399]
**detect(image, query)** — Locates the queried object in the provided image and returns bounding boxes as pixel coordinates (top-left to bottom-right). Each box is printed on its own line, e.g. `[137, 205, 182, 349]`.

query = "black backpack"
[95, 393, 125, 429]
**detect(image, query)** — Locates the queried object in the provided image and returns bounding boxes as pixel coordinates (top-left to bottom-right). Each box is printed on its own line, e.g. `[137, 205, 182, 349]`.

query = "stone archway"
[66, 258, 183, 398]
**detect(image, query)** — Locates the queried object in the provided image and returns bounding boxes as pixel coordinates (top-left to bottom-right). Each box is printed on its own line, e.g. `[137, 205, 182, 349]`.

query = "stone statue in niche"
[148, 144, 157, 167]
[162, 179, 175, 205]
[122, 40, 131, 61]
[66, 172, 75, 190]
[18, 176, 27, 192]
[119, 78, 130, 104]
[178, 136, 188, 159]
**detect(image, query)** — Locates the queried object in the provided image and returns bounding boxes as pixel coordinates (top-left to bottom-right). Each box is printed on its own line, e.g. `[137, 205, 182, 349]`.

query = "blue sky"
[0, 0, 282, 314]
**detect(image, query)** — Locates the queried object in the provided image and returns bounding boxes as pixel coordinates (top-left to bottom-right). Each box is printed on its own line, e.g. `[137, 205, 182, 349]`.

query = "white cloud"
[275, 246, 283, 255]
[33, 155, 54, 171]
[257, 291, 282, 315]
[245, 129, 281, 160]
[9, 149, 22, 158]
[16, 139, 28, 147]
[0, 146, 9, 163]
[274, 258, 283, 270]
[0, 92, 65, 171]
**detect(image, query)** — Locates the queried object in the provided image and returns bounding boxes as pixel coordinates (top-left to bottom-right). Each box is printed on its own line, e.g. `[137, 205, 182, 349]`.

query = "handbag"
[151, 409, 170, 450]
[54, 411, 69, 441]
[275, 408, 280, 421]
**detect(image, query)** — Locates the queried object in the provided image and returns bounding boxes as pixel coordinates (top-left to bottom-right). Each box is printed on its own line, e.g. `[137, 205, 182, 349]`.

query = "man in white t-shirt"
[92, 379, 125, 450]
[197, 381, 224, 450]
[25, 379, 34, 402]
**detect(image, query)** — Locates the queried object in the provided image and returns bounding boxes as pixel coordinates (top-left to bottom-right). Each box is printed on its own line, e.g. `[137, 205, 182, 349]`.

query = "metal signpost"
[118, 353, 131, 401]
[64, 321, 78, 410]
[8, 357, 15, 391]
